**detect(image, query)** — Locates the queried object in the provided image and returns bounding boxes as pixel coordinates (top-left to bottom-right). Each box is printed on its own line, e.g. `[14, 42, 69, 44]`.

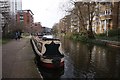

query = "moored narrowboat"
[30, 35, 64, 69]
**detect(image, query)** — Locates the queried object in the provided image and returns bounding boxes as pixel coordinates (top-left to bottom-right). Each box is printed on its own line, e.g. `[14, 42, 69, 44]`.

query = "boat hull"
[34, 56, 64, 69]
[40, 60, 64, 69]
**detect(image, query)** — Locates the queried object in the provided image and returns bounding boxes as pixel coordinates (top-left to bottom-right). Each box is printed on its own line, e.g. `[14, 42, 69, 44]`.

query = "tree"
[2, 12, 18, 38]
[63, 0, 100, 39]
[74, 2, 99, 39]
[52, 23, 59, 35]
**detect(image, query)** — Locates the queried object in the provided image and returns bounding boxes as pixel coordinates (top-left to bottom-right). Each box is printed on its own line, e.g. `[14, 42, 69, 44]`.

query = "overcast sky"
[22, 0, 69, 28]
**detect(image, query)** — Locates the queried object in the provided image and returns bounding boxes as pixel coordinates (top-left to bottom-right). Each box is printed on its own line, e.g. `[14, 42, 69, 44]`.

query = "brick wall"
[16, 10, 34, 32]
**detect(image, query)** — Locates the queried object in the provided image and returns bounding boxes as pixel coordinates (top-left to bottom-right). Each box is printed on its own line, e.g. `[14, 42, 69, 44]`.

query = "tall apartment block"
[0, 0, 10, 35]
[9, 0, 22, 15]
[0, 0, 22, 35]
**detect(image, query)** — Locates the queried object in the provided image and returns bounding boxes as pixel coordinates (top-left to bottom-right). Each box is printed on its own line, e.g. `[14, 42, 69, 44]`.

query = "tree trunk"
[87, 3, 95, 39]
[88, 26, 95, 39]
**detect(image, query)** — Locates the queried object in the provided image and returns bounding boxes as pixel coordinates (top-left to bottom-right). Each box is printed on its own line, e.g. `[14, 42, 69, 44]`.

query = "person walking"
[17, 31, 21, 39]
[15, 31, 21, 40]
[15, 31, 18, 40]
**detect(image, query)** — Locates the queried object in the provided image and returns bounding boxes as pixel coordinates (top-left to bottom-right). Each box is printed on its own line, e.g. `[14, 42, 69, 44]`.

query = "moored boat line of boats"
[30, 35, 64, 69]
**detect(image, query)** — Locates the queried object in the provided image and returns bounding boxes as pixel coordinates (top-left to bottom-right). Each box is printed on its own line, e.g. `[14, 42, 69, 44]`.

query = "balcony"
[100, 14, 112, 20]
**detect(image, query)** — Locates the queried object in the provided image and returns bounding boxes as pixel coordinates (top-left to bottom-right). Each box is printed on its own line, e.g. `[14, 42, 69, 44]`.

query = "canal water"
[37, 38, 120, 79]
[60, 38, 120, 78]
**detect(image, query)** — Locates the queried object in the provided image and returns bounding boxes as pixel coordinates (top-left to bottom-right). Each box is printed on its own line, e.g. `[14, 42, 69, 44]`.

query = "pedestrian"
[15, 31, 18, 40]
[17, 31, 21, 39]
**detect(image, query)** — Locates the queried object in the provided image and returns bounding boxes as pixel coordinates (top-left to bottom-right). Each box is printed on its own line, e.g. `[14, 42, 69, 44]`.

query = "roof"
[42, 35, 60, 41]
[17, 9, 34, 15]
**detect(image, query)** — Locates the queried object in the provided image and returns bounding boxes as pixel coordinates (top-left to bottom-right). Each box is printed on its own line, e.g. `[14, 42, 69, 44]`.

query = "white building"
[0, 14, 3, 37]
[9, 0, 22, 15]
[70, 12, 80, 33]
[0, 0, 22, 35]
[93, 3, 112, 34]
[0, 0, 10, 29]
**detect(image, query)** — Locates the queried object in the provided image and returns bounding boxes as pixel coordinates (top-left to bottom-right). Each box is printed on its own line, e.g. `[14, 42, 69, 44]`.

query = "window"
[20, 16, 24, 20]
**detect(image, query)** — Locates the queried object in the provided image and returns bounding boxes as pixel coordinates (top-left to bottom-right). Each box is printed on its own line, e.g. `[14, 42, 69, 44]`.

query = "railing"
[100, 14, 112, 20]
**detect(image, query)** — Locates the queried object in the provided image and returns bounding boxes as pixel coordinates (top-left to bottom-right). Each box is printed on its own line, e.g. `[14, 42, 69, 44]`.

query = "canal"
[37, 38, 120, 79]
[60, 38, 120, 78]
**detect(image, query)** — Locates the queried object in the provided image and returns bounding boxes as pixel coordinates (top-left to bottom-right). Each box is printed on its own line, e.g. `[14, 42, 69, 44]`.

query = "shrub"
[96, 28, 120, 38]
[3, 32, 15, 39]
[108, 28, 120, 37]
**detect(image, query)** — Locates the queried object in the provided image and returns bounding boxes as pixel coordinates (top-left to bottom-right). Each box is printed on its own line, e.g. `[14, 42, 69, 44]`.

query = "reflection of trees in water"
[61, 38, 70, 54]
[105, 48, 120, 78]
[61, 38, 120, 78]
[85, 44, 95, 78]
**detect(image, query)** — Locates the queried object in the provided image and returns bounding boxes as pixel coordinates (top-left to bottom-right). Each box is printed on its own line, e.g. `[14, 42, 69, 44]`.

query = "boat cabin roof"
[42, 35, 60, 41]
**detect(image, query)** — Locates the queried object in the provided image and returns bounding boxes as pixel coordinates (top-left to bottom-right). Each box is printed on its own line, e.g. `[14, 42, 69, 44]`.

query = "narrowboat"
[30, 35, 64, 69]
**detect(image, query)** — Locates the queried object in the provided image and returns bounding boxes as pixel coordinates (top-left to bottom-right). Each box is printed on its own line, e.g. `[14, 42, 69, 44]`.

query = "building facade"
[93, 2, 120, 34]
[0, 0, 11, 34]
[32, 22, 42, 34]
[112, 1, 120, 29]
[70, 12, 79, 33]
[93, 2, 112, 34]
[0, 0, 10, 27]
[16, 9, 34, 33]
[0, 0, 22, 36]
[9, 0, 22, 15]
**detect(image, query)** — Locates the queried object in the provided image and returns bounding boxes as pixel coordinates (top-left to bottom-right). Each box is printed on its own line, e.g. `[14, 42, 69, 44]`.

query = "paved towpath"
[2, 37, 42, 79]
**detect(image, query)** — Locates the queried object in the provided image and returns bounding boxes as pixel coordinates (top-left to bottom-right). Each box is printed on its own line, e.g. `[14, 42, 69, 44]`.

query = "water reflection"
[37, 66, 64, 80]
[61, 38, 120, 78]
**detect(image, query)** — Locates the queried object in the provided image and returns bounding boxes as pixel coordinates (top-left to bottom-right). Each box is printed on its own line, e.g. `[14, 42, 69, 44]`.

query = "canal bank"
[65, 34, 120, 48]
[87, 39, 120, 48]
[64, 28, 120, 48]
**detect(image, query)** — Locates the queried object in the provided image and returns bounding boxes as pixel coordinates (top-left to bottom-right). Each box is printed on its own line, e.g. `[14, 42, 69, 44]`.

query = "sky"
[22, 0, 69, 28]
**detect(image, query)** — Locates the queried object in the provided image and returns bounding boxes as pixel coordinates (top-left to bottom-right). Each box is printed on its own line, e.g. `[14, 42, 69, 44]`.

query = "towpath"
[2, 37, 42, 79]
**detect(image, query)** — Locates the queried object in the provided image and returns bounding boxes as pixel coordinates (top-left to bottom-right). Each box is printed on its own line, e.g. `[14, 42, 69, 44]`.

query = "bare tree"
[2, 12, 18, 38]
[52, 23, 59, 35]
[62, 0, 100, 39]
[74, 1, 99, 39]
